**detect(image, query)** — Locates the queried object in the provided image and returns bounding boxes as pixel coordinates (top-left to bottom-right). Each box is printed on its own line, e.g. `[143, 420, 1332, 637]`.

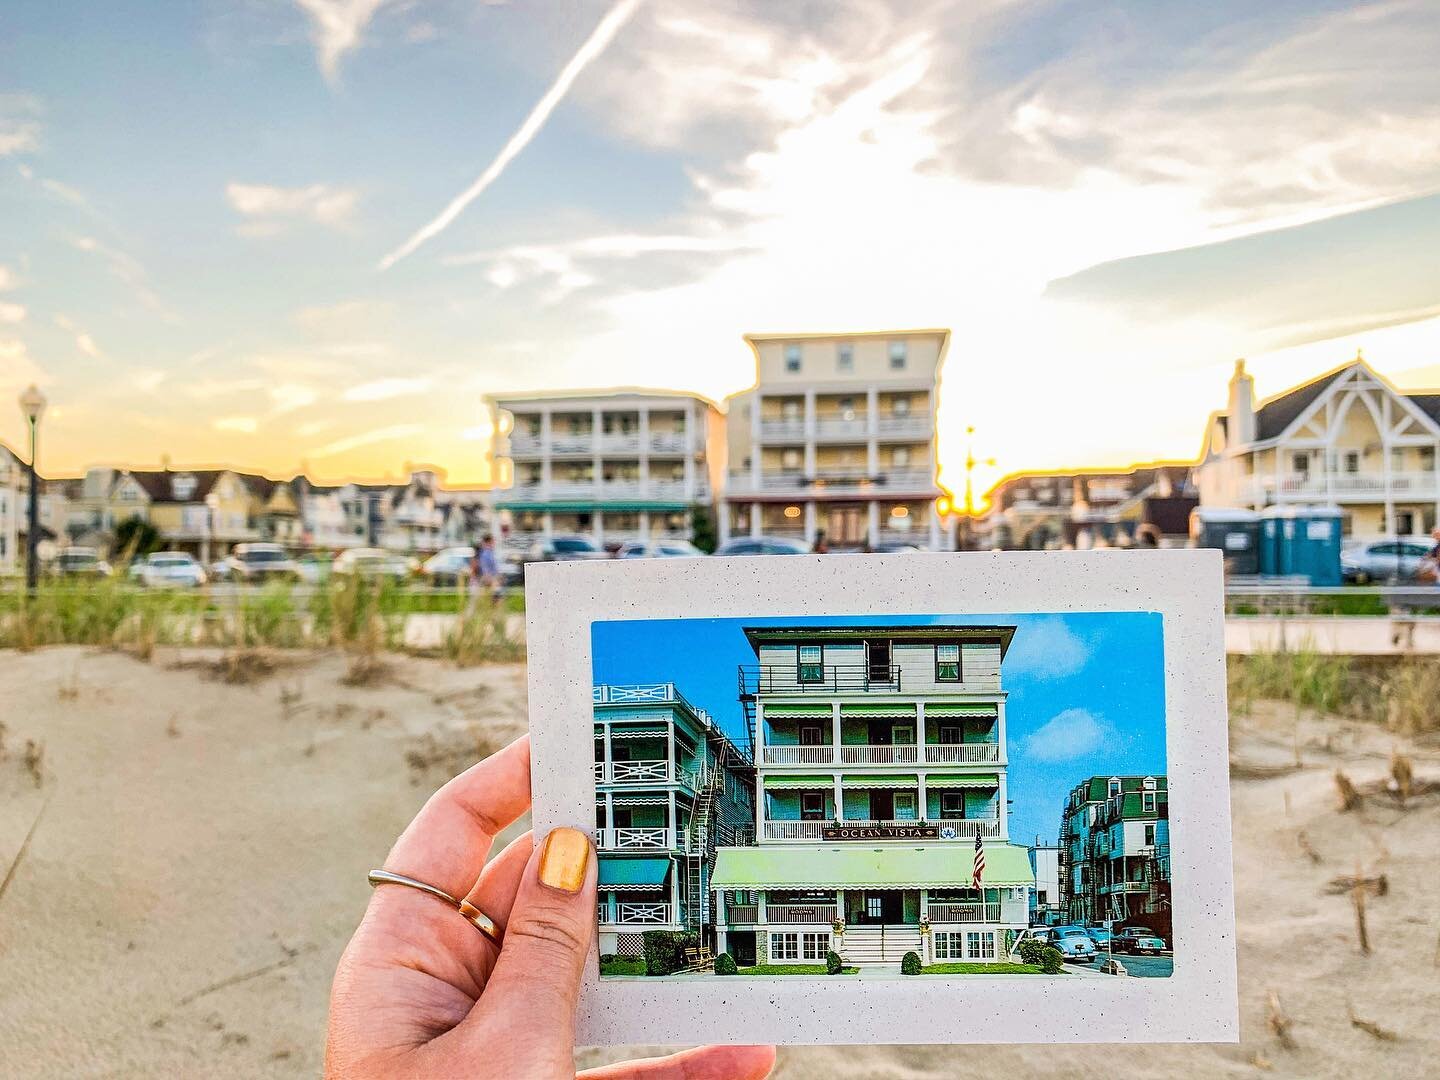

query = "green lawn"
[918, 962, 1051, 974]
[736, 964, 858, 975]
[599, 958, 647, 977]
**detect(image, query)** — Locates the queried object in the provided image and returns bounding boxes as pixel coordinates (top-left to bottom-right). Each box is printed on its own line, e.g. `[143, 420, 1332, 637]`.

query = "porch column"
[593, 510, 605, 546]
[997, 773, 1008, 841]
[917, 774, 928, 822]
[671, 857, 680, 926]
[540, 408, 553, 495]
[667, 724, 676, 782]
[867, 500, 880, 547]
[638, 409, 650, 496]
[668, 790, 676, 840]
[996, 698, 1007, 761]
[804, 501, 817, 544]
[754, 700, 765, 767]
[833, 772, 843, 822]
[604, 723, 613, 785]
[916, 702, 927, 764]
[757, 890, 767, 926]
[717, 925, 729, 957]
[749, 502, 761, 538]
[638, 510, 650, 538]
[831, 702, 842, 762]
[604, 791, 614, 832]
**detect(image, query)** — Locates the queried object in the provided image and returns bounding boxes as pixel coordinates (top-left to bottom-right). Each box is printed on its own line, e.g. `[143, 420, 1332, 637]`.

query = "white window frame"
[801, 932, 830, 961]
[784, 344, 802, 373]
[770, 932, 799, 961]
[837, 343, 854, 372]
[888, 341, 907, 370]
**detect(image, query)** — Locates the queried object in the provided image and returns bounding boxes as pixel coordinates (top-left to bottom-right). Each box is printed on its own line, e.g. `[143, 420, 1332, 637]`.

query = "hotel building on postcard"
[719, 330, 952, 551]
[709, 624, 1034, 967]
[1058, 775, 1171, 930]
[486, 389, 721, 552]
[593, 683, 755, 957]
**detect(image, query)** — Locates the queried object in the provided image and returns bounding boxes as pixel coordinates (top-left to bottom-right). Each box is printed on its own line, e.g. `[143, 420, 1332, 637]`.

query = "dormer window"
[1107, 777, 1121, 798]
[172, 474, 197, 500]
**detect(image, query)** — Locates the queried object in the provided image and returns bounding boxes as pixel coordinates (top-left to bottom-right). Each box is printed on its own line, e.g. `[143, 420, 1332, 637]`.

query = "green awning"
[841, 774, 918, 789]
[603, 727, 668, 739]
[925, 704, 998, 718]
[841, 704, 918, 718]
[598, 857, 671, 890]
[925, 773, 999, 788]
[763, 774, 834, 790]
[711, 844, 1035, 890]
[763, 705, 833, 718]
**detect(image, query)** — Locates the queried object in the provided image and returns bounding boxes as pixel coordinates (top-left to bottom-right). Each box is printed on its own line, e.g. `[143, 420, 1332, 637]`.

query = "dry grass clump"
[443, 600, 525, 667]
[403, 726, 500, 785]
[341, 613, 390, 687]
[1380, 660, 1440, 736]
[1228, 651, 1440, 736]
[1266, 990, 1297, 1050]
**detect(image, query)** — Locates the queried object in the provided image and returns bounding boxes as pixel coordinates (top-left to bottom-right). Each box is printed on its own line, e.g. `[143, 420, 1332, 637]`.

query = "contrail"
[379, 0, 643, 271]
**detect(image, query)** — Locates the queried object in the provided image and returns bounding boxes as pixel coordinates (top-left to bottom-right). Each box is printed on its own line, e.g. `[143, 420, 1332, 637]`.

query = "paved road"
[1106, 953, 1173, 978]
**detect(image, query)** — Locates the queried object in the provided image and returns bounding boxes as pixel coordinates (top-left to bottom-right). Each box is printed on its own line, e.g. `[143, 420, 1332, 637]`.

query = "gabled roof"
[128, 469, 227, 504]
[1409, 394, 1440, 427]
[1254, 365, 1352, 441]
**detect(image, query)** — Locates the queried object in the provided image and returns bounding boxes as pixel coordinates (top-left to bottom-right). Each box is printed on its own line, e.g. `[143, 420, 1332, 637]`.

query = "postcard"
[526, 550, 1237, 1046]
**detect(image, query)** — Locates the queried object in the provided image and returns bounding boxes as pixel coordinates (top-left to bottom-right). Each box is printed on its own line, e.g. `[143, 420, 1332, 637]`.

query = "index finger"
[381, 734, 532, 900]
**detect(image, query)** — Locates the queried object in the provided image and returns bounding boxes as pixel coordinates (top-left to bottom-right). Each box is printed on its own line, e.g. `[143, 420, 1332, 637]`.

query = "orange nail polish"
[539, 828, 590, 893]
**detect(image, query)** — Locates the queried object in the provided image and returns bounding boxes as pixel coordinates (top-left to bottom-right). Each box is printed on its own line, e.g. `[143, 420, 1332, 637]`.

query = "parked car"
[1341, 537, 1435, 583]
[52, 547, 112, 578]
[332, 548, 413, 582]
[1112, 926, 1167, 955]
[524, 536, 606, 563]
[220, 543, 299, 583]
[295, 553, 333, 585]
[872, 542, 923, 553]
[1085, 926, 1113, 948]
[712, 536, 809, 556]
[140, 551, 206, 588]
[615, 539, 704, 559]
[1051, 926, 1098, 963]
[421, 546, 475, 587]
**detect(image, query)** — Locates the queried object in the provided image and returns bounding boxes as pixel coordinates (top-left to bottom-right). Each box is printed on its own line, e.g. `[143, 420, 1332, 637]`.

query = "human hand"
[326, 735, 776, 1079]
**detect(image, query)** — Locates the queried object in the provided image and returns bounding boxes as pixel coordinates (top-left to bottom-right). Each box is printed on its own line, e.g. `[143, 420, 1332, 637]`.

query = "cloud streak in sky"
[377, 0, 643, 271]
[294, 0, 388, 83]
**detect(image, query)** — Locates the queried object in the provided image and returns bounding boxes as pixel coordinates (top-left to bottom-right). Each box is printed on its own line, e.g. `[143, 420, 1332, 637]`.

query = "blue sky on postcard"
[592, 611, 1166, 845]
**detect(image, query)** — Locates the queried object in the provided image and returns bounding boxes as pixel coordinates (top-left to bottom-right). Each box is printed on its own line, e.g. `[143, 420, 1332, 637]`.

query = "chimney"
[1227, 359, 1256, 446]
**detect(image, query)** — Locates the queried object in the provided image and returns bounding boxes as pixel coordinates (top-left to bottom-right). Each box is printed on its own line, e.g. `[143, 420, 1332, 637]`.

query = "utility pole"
[960, 426, 995, 552]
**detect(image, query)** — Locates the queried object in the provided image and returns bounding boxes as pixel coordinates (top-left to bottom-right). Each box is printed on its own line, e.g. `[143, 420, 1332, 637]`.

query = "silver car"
[140, 551, 206, 588]
[1341, 537, 1435, 583]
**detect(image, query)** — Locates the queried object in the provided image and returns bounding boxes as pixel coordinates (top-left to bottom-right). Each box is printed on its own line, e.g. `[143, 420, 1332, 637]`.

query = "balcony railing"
[648, 433, 688, 453]
[926, 902, 1001, 923]
[599, 902, 673, 925]
[762, 745, 836, 764]
[742, 664, 901, 694]
[597, 827, 679, 851]
[758, 420, 807, 441]
[1242, 470, 1439, 501]
[925, 743, 1000, 763]
[840, 744, 919, 764]
[765, 903, 837, 923]
[594, 760, 703, 788]
[724, 904, 759, 924]
[875, 416, 932, 439]
[763, 821, 826, 840]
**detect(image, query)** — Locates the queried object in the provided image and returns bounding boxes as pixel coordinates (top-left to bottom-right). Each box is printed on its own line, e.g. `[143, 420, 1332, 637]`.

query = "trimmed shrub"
[826, 950, 843, 975]
[642, 930, 696, 977]
[714, 952, 738, 976]
[900, 951, 922, 975]
[1039, 945, 1064, 974]
[1017, 938, 1049, 966]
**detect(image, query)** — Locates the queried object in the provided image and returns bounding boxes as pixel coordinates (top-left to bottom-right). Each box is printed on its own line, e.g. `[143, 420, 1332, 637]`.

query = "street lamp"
[960, 426, 996, 552]
[17, 384, 47, 592]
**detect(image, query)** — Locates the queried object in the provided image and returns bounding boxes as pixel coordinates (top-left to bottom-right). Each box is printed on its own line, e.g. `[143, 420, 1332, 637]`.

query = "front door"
[826, 504, 865, 546]
[854, 891, 903, 925]
[865, 639, 892, 684]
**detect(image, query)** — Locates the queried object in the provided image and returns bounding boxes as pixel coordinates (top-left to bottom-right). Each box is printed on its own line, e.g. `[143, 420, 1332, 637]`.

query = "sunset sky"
[2, 1, 1439, 494]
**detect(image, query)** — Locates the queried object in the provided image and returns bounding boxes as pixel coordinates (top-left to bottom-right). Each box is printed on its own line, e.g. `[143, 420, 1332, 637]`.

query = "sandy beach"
[2, 646, 1437, 1078]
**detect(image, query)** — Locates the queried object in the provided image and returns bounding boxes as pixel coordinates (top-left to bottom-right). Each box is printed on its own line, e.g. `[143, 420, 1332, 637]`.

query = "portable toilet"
[1288, 506, 1343, 586]
[1258, 506, 1291, 577]
[1189, 507, 1261, 576]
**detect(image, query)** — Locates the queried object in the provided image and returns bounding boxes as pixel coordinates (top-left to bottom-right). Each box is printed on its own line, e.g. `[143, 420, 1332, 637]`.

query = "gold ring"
[368, 869, 502, 946]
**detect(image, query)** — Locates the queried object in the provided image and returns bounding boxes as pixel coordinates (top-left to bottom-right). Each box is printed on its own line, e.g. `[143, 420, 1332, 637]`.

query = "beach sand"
[1, 647, 1437, 1078]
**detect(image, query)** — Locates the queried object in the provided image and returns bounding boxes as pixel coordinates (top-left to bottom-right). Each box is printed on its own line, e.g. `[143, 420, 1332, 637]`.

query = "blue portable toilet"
[1258, 507, 1287, 577]
[1288, 505, 1343, 586]
[1189, 507, 1261, 576]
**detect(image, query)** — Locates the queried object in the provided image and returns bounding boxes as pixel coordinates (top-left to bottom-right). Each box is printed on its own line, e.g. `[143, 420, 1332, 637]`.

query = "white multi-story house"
[593, 683, 754, 957]
[487, 389, 719, 551]
[710, 624, 1034, 968]
[1196, 356, 1440, 538]
[0, 443, 22, 572]
[720, 330, 952, 550]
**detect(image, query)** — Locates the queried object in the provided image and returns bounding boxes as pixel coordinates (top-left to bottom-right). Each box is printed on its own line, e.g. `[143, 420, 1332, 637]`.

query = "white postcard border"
[526, 550, 1237, 1046]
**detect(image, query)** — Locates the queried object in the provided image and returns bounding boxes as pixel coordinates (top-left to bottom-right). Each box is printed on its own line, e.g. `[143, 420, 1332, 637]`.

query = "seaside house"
[720, 330, 951, 550]
[710, 624, 1034, 967]
[1058, 775, 1170, 930]
[975, 466, 1197, 551]
[593, 683, 755, 957]
[1196, 356, 1440, 537]
[487, 389, 720, 552]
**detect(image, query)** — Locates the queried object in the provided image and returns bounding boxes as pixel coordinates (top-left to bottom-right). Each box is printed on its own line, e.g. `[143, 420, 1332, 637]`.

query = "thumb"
[466, 827, 596, 1077]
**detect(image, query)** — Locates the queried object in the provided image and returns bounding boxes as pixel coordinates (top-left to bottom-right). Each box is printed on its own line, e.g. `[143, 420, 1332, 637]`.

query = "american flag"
[972, 832, 986, 890]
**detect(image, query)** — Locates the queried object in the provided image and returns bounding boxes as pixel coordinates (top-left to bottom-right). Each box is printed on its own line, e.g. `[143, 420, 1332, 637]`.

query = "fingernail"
[538, 827, 590, 894]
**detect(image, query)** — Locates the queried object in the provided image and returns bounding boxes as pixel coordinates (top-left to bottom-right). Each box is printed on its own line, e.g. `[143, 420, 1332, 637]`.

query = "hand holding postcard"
[526, 550, 1237, 1046]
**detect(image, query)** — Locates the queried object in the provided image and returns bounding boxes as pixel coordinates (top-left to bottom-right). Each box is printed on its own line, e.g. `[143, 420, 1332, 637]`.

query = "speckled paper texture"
[526, 550, 1237, 1046]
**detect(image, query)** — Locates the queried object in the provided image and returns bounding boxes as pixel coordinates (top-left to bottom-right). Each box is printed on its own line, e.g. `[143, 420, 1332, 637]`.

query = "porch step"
[838, 928, 923, 966]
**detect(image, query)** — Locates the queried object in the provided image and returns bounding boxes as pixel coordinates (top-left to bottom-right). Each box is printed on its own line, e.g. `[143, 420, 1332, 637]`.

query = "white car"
[615, 539, 704, 559]
[140, 552, 206, 588]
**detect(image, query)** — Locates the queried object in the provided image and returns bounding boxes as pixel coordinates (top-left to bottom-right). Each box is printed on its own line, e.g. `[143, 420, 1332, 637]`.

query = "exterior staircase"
[839, 926, 924, 966]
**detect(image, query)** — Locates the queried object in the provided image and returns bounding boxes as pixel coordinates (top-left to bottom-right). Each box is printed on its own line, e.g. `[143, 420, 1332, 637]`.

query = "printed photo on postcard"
[525, 551, 1236, 1046]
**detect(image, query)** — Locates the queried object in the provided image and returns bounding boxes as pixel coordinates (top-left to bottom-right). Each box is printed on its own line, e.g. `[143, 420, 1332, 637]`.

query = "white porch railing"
[925, 743, 1000, 763]
[763, 745, 835, 764]
[763, 821, 826, 840]
[840, 744, 919, 764]
[927, 902, 1001, 923]
[933, 819, 1001, 838]
[765, 903, 838, 923]
[598, 827, 677, 851]
[724, 904, 759, 924]
[600, 902, 672, 925]
[610, 760, 670, 784]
